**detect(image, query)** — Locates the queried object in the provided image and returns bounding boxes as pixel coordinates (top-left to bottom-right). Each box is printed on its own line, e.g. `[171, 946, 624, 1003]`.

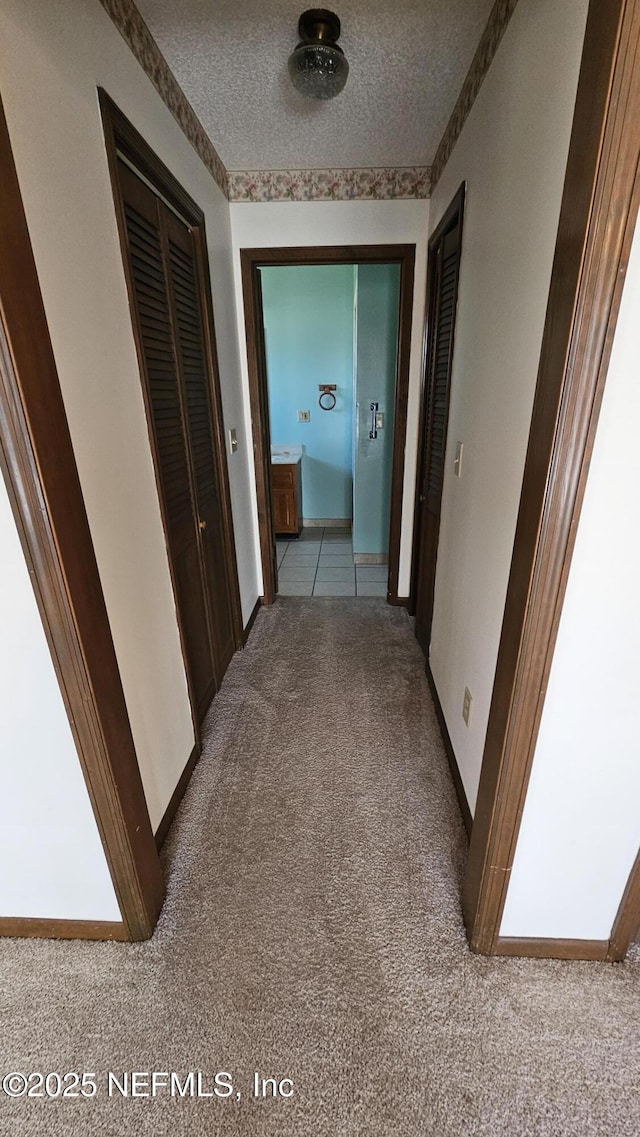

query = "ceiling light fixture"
[288, 9, 349, 100]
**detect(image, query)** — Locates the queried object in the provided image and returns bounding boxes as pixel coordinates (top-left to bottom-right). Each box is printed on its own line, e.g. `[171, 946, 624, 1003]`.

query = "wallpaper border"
[430, 0, 522, 189]
[98, 0, 229, 196]
[227, 167, 431, 203]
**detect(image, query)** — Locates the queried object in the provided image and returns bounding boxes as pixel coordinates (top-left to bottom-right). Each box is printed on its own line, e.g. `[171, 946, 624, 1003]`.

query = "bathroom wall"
[260, 264, 355, 521]
[353, 263, 401, 556]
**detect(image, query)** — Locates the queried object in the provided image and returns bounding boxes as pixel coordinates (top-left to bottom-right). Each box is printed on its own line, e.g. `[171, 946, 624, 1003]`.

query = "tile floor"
[276, 526, 388, 597]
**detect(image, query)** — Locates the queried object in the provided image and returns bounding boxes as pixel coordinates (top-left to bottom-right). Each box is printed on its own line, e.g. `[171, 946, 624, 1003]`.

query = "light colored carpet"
[2, 598, 640, 1136]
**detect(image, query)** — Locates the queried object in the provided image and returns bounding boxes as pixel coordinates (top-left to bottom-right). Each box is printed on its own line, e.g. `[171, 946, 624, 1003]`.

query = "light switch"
[298, 410, 310, 423]
[228, 428, 238, 454]
[454, 441, 464, 477]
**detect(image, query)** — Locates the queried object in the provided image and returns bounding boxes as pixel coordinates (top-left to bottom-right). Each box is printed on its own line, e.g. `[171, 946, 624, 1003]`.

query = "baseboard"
[425, 663, 472, 835]
[302, 518, 351, 528]
[353, 554, 388, 564]
[243, 596, 263, 644]
[387, 595, 409, 607]
[155, 743, 200, 850]
[495, 936, 610, 961]
[0, 917, 129, 941]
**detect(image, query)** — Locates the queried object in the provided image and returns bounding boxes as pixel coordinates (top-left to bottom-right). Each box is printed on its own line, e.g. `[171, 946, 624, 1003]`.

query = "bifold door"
[413, 187, 465, 653]
[118, 160, 236, 722]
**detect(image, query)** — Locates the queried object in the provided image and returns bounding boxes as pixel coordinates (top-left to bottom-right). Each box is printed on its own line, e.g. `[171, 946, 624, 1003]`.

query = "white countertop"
[271, 445, 303, 465]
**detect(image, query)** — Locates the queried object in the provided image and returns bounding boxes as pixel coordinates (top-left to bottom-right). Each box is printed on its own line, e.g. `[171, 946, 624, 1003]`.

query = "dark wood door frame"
[99, 91, 244, 741]
[240, 245, 416, 605]
[0, 94, 163, 941]
[463, 0, 640, 960]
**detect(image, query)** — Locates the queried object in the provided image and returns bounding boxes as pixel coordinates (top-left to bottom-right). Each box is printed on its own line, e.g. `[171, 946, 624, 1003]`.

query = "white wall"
[0, 0, 258, 831]
[427, 0, 589, 812]
[230, 199, 430, 599]
[0, 476, 120, 921]
[500, 217, 640, 942]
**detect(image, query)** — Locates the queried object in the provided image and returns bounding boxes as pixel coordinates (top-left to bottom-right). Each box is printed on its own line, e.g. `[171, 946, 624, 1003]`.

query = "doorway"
[261, 262, 401, 596]
[240, 246, 416, 605]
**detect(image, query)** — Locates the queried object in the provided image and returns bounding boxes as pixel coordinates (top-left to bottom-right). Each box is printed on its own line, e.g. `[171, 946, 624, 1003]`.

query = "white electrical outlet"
[298, 410, 310, 423]
[462, 687, 472, 726]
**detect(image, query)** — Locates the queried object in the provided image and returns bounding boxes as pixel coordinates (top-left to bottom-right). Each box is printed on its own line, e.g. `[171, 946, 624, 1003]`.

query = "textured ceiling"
[134, 0, 495, 170]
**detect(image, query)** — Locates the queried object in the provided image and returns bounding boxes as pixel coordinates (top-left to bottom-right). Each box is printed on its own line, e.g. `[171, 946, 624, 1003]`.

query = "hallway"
[2, 600, 640, 1136]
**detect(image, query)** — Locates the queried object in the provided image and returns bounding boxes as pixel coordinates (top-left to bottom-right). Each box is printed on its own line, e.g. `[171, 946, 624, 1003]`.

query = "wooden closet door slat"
[163, 209, 235, 681]
[118, 160, 216, 719]
[414, 208, 463, 653]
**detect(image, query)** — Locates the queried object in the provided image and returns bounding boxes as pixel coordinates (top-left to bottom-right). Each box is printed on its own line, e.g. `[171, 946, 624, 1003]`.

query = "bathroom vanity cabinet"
[271, 461, 302, 536]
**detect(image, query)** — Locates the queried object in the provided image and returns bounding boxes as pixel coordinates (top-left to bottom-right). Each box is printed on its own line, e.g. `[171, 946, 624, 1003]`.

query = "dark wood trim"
[424, 183, 467, 270]
[496, 937, 610, 962]
[607, 846, 640, 961]
[0, 918, 129, 942]
[386, 595, 410, 608]
[243, 596, 263, 643]
[0, 95, 164, 942]
[464, 0, 640, 956]
[99, 91, 244, 719]
[242, 245, 417, 268]
[99, 89, 206, 226]
[426, 664, 472, 836]
[410, 183, 466, 616]
[240, 245, 416, 606]
[155, 743, 200, 850]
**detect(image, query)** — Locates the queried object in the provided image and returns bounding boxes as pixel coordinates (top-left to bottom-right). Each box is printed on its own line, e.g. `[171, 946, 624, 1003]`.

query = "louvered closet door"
[415, 218, 461, 654]
[118, 162, 216, 719]
[164, 209, 236, 680]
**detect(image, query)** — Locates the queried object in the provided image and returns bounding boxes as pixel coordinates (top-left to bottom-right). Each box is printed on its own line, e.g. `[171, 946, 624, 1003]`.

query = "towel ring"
[319, 390, 337, 411]
[318, 384, 337, 411]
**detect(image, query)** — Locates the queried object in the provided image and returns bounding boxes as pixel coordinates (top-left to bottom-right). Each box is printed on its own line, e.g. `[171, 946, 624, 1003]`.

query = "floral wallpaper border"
[227, 167, 431, 203]
[100, 0, 516, 203]
[99, 0, 229, 196]
[431, 0, 521, 189]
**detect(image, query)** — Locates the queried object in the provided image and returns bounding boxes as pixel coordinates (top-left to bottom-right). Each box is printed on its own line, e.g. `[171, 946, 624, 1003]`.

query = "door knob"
[198, 519, 207, 531]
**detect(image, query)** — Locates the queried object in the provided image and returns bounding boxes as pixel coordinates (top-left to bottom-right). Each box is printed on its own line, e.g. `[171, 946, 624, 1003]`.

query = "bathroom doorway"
[240, 246, 415, 604]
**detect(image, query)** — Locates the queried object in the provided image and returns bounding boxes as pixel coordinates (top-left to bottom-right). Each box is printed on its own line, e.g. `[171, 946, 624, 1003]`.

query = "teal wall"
[352, 264, 401, 556]
[260, 265, 355, 520]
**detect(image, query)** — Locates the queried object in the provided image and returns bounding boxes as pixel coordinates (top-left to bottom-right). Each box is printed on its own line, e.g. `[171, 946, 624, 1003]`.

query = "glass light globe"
[288, 10, 349, 100]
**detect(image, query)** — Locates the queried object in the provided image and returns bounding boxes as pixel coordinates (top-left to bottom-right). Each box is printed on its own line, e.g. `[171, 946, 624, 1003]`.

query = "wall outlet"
[298, 410, 310, 423]
[462, 687, 472, 726]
